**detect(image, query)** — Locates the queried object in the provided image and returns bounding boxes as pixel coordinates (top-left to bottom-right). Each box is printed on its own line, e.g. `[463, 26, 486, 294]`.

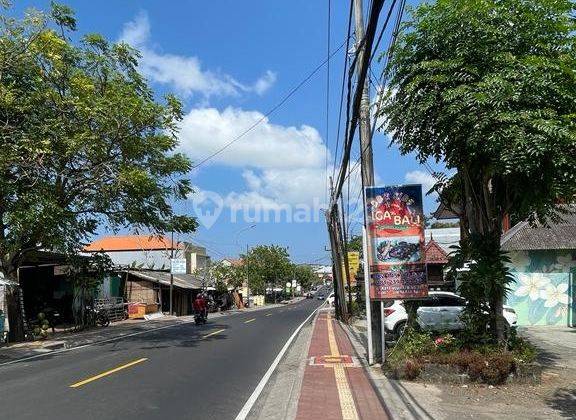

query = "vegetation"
[241, 245, 292, 295]
[0, 3, 196, 339]
[380, 0, 576, 343]
[386, 329, 537, 385]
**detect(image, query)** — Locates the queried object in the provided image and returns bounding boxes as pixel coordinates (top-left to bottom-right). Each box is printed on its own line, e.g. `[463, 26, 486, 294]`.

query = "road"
[0, 295, 329, 420]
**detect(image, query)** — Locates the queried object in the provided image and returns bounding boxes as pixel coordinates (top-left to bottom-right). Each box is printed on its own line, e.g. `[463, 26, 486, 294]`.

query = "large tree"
[0, 4, 196, 339]
[380, 0, 576, 342]
[242, 245, 292, 295]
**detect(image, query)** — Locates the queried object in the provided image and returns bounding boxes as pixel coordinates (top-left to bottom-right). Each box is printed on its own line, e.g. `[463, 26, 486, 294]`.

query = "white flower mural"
[540, 283, 569, 308]
[515, 273, 550, 301]
[508, 251, 531, 272]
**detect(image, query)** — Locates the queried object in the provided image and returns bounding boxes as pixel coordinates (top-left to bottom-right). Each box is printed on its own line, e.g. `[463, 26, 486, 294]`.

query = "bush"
[403, 359, 422, 380]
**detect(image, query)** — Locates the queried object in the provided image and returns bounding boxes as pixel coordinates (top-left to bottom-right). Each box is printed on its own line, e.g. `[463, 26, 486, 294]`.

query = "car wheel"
[393, 321, 407, 340]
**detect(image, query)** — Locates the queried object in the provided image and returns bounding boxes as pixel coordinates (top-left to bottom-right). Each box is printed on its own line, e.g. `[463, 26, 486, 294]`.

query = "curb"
[340, 320, 435, 420]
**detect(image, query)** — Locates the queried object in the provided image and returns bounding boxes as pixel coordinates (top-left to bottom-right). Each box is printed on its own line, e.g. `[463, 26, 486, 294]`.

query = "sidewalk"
[295, 309, 390, 420]
[0, 299, 301, 365]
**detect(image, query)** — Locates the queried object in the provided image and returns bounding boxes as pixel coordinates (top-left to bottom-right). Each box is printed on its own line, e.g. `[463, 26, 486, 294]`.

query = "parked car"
[383, 291, 518, 339]
[305, 292, 314, 299]
[326, 293, 335, 307]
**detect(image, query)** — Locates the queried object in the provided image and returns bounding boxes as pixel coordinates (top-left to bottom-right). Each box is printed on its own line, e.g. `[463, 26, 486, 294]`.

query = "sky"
[13, 0, 441, 264]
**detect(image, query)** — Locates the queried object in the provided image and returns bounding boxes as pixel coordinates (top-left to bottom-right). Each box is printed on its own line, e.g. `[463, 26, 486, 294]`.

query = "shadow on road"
[546, 387, 576, 418]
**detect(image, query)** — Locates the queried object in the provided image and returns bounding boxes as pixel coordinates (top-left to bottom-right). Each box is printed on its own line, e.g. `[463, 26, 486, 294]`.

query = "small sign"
[170, 258, 187, 274]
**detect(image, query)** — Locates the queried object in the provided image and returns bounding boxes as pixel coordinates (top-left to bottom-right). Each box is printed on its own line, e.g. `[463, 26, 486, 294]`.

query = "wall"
[507, 250, 575, 326]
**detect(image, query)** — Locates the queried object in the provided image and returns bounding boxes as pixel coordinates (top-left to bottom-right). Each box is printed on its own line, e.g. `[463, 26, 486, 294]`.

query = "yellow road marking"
[266, 313, 272, 317]
[244, 318, 256, 324]
[70, 358, 148, 388]
[326, 313, 359, 420]
[203, 328, 226, 339]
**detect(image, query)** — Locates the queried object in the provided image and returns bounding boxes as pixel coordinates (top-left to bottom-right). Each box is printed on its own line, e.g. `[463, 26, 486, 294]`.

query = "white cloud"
[179, 106, 332, 209]
[179, 107, 327, 171]
[404, 170, 437, 194]
[119, 12, 275, 98]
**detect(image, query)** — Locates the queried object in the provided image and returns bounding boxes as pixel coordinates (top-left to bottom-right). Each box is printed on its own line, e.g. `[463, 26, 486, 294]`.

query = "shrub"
[403, 358, 422, 380]
[481, 354, 515, 385]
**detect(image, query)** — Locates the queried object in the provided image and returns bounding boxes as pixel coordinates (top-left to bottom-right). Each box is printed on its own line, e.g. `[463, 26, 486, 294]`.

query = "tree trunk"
[6, 285, 25, 342]
[461, 166, 507, 345]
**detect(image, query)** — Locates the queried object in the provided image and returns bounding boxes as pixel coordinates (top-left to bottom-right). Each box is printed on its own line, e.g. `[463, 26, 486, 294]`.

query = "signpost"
[170, 258, 187, 274]
[363, 184, 427, 362]
[169, 258, 186, 315]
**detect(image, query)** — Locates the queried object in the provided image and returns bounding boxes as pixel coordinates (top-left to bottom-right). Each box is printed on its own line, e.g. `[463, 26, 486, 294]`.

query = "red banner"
[365, 185, 427, 300]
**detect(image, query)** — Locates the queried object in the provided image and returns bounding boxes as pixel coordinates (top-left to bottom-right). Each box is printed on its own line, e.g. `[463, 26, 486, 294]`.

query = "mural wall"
[507, 250, 575, 326]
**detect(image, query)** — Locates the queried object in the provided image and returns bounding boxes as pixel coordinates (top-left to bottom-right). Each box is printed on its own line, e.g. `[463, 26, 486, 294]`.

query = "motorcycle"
[194, 310, 207, 325]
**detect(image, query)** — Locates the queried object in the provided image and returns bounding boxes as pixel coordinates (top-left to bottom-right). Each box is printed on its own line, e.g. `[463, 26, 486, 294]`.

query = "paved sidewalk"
[296, 310, 389, 420]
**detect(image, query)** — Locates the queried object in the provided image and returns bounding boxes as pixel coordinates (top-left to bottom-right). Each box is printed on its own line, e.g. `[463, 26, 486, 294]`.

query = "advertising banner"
[364, 184, 427, 300]
[343, 251, 360, 287]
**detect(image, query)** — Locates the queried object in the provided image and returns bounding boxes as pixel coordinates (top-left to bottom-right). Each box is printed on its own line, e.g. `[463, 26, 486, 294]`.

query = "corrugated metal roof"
[126, 270, 203, 289]
[501, 207, 576, 251]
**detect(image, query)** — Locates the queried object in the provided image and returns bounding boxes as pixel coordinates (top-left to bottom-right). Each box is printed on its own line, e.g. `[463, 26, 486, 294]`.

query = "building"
[502, 209, 576, 327]
[85, 235, 210, 316]
[85, 235, 210, 273]
[424, 237, 452, 290]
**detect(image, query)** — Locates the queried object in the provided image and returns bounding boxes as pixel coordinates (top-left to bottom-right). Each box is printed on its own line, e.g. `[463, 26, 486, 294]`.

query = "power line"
[332, 0, 355, 182]
[324, 0, 332, 202]
[192, 37, 350, 170]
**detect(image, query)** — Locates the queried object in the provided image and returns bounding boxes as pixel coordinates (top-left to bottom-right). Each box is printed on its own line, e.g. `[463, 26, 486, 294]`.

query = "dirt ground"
[395, 327, 576, 419]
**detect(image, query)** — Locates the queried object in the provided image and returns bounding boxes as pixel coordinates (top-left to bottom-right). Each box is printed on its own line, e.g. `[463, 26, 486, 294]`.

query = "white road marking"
[234, 301, 326, 420]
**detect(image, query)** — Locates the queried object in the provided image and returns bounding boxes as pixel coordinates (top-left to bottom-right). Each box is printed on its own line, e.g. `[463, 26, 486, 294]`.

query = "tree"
[0, 3, 197, 340]
[293, 264, 317, 291]
[380, 0, 576, 343]
[242, 245, 292, 295]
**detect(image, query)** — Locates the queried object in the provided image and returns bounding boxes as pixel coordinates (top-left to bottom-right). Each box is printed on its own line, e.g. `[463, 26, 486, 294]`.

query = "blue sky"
[15, 1, 440, 264]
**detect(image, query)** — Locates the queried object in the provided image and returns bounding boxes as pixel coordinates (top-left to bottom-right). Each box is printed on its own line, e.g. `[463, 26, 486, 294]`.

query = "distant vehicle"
[316, 294, 325, 300]
[305, 292, 314, 299]
[383, 291, 518, 340]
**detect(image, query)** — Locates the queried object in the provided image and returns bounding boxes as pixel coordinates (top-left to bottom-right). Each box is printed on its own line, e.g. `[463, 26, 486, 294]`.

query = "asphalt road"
[0, 295, 329, 420]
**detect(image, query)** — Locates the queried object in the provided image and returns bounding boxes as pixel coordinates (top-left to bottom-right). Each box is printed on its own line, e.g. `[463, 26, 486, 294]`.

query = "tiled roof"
[501, 206, 576, 251]
[425, 239, 449, 264]
[85, 235, 183, 252]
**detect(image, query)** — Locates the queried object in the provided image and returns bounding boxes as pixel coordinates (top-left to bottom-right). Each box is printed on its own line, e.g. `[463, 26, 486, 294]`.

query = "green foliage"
[383, 0, 576, 218]
[293, 264, 317, 291]
[380, 0, 576, 343]
[0, 2, 197, 283]
[447, 235, 515, 344]
[242, 245, 292, 295]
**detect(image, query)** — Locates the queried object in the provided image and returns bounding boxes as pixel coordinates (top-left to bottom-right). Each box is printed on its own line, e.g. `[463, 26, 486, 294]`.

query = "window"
[437, 295, 465, 307]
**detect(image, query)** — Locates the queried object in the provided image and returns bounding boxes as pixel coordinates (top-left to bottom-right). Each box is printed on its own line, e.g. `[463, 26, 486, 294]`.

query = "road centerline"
[69, 357, 148, 389]
[203, 328, 226, 339]
[244, 318, 256, 324]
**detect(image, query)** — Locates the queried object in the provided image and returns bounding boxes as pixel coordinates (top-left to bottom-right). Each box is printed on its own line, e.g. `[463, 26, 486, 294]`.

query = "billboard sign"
[364, 184, 427, 300]
[342, 251, 360, 287]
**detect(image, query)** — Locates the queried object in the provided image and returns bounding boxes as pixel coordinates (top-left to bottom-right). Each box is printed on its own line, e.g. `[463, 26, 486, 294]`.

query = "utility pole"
[169, 231, 174, 316]
[245, 244, 250, 308]
[354, 0, 381, 364]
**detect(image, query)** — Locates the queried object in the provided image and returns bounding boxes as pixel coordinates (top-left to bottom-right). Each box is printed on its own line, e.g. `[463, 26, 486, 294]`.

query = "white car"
[326, 293, 335, 306]
[383, 291, 518, 339]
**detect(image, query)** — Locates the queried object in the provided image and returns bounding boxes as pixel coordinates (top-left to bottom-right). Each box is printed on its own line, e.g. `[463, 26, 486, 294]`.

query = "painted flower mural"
[507, 250, 574, 326]
[515, 273, 549, 301]
[540, 283, 569, 308]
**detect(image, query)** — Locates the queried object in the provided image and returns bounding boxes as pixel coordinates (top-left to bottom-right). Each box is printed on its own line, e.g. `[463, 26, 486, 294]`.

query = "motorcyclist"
[193, 293, 208, 321]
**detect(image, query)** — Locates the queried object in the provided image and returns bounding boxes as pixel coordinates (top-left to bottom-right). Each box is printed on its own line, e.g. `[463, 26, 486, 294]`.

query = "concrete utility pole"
[354, 0, 381, 364]
[354, 0, 375, 187]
